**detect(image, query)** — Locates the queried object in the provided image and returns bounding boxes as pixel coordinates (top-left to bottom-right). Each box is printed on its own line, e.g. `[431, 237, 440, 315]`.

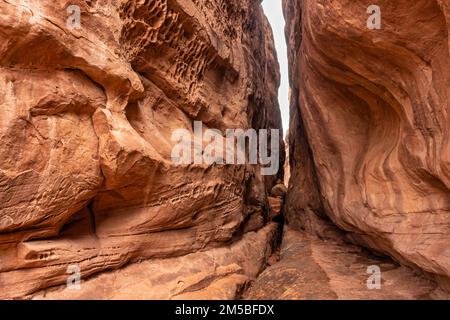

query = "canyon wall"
[0, 0, 284, 299]
[284, 0, 450, 288]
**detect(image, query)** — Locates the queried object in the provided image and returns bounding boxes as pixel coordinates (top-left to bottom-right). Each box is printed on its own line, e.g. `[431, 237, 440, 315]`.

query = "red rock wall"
[0, 0, 284, 298]
[284, 0, 450, 288]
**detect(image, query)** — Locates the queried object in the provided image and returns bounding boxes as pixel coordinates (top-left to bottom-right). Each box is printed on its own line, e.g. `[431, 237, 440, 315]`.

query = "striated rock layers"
[245, 227, 443, 300]
[284, 0, 450, 289]
[0, 0, 284, 299]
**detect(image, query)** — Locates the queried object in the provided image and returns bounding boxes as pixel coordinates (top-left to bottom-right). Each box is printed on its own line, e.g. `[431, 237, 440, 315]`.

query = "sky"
[262, 0, 289, 136]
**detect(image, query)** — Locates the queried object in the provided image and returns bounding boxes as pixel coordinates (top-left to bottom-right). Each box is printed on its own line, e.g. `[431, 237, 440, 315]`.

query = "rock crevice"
[283, 0, 450, 291]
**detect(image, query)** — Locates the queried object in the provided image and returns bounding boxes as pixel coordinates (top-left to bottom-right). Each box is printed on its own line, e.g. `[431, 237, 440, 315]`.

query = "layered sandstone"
[0, 0, 284, 299]
[245, 227, 446, 300]
[284, 0, 450, 289]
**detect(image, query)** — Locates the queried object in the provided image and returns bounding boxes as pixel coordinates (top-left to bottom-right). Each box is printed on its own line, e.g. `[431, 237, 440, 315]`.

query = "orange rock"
[245, 227, 446, 300]
[268, 197, 284, 220]
[284, 0, 450, 290]
[0, 0, 284, 299]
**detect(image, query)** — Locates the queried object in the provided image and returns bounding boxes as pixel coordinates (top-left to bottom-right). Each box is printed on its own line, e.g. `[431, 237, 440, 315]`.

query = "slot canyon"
[0, 0, 449, 300]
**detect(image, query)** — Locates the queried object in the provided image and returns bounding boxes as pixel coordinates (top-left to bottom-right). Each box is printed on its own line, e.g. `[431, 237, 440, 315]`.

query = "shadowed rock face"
[0, 0, 284, 299]
[284, 0, 450, 289]
[245, 227, 444, 300]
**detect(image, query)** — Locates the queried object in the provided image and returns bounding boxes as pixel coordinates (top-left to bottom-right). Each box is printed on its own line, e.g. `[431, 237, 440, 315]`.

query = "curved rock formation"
[245, 227, 442, 300]
[285, 0, 450, 289]
[0, 0, 284, 299]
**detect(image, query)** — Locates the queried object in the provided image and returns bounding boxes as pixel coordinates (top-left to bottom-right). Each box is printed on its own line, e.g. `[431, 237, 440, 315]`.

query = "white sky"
[262, 0, 289, 136]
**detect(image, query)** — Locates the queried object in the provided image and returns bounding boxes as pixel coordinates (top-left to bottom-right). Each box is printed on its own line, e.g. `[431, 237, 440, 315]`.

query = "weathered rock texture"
[0, 0, 284, 299]
[245, 227, 448, 300]
[34, 223, 279, 300]
[284, 0, 450, 289]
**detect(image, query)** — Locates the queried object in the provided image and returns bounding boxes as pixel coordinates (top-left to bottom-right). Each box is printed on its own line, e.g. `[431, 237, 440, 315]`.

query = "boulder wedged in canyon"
[284, 0, 450, 290]
[0, 0, 284, 299]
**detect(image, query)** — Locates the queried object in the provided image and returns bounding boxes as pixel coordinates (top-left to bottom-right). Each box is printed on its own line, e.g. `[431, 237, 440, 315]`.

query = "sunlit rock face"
[284, 0, 450, 288]
[0, 0, 284, 299]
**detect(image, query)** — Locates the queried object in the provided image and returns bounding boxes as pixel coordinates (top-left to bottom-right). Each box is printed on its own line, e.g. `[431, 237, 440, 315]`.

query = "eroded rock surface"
[34, 223, 279, 300]
[245, 227, 446, 300]
[0, 0, 284, 299]
[284, 0, 450, 290]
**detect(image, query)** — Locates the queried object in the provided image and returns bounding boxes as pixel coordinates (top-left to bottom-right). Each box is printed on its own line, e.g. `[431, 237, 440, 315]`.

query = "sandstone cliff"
[0, 0, 284, 299]
[284, 0, 450, 290]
